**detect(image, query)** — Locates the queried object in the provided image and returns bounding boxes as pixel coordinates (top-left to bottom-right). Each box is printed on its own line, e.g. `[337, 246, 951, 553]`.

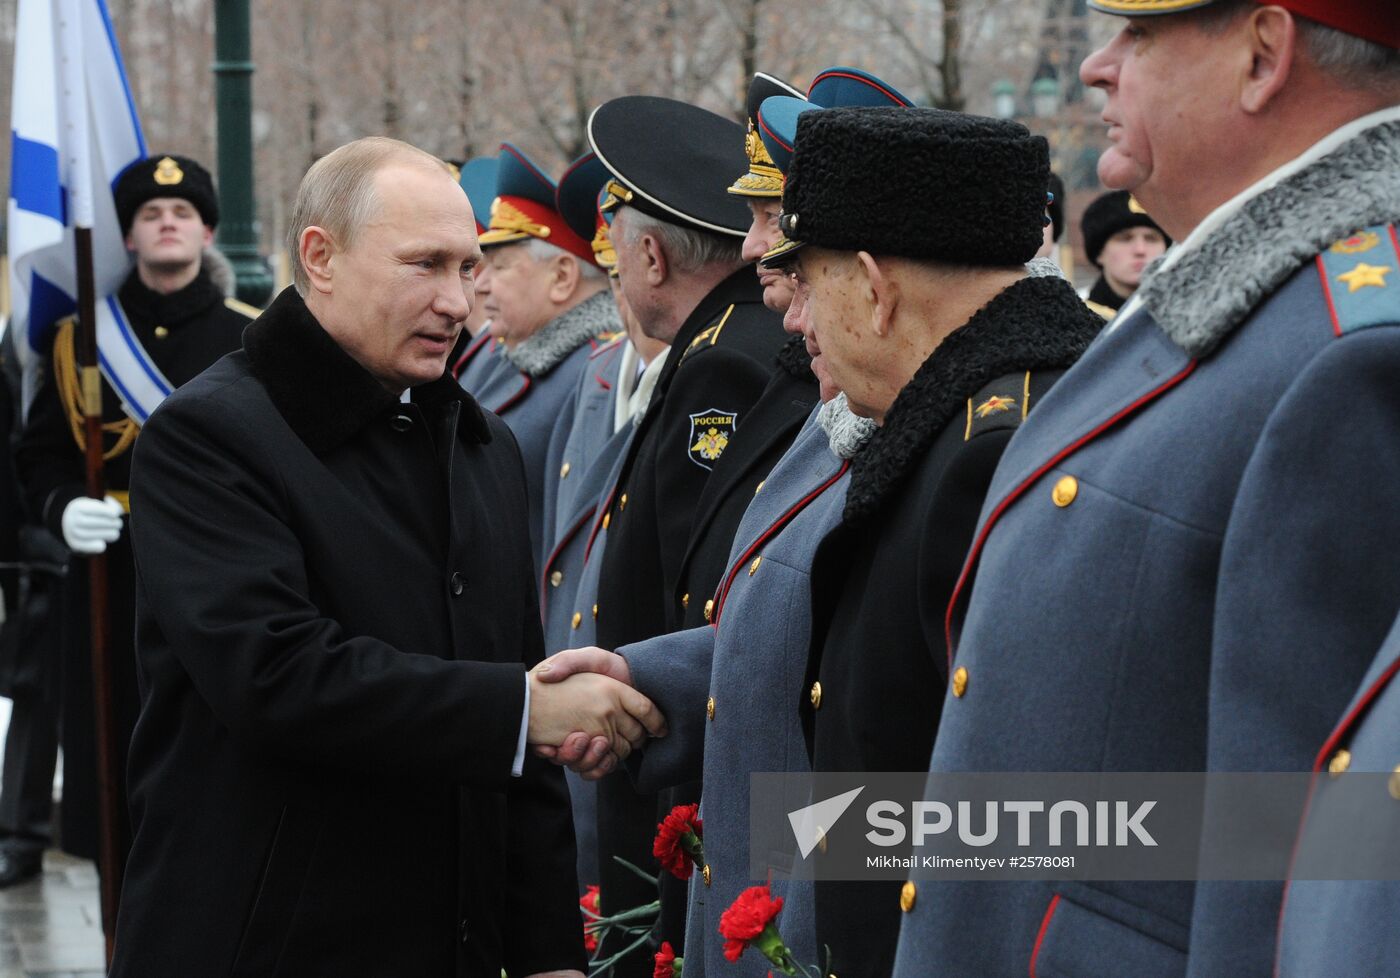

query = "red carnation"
[718, 883, 785, 963]
[580, 885, 601, 954]
[653, 940, 682, 977]
[653, 803, 705, 880]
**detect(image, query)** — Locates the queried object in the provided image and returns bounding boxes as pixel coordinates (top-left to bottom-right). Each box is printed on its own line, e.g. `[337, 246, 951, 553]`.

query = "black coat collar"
[775, 332, 816, 381]
[118, 266, 224, 329]
[243, 286, 490, 454]
[653, 264, 766, 395]
[1087, 275, 1126, 312]
[845, 275, 1101, 525]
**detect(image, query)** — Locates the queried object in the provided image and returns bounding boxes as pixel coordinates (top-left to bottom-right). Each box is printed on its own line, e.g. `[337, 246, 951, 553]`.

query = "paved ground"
[0, 851, 105, 978]
[0, 699, 103, 978]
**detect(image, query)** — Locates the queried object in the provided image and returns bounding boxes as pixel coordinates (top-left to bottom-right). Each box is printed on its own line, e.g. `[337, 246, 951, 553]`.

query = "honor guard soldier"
[471, 143, 621, 563]
[451, 154, 506, 392]
[1079, 189, 1169, 318]
[887, 2, 1400, 976]
[756, 101, 1097, 978]
[15, 153, 256, 868]
[581, 94, 788, 975]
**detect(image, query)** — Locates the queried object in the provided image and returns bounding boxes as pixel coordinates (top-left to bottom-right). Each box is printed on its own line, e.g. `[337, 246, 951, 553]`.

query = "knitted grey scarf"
[818, 393, 877, 460]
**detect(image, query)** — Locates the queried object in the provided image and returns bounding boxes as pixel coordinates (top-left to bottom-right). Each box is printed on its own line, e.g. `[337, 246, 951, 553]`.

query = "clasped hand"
[526, 648, 654, 779]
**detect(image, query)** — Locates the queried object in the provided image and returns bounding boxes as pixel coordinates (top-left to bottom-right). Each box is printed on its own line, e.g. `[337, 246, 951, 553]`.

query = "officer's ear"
[1240, 5, 1296, 115]
[639, 232, 669, 287]
[856, 251, 898, 338]
[548, 253, 581, 304]
[299, 226, 336, 295]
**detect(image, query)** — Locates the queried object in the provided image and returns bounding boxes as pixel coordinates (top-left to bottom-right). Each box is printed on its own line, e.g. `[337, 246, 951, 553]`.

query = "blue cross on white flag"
[7, 0, 176, 422]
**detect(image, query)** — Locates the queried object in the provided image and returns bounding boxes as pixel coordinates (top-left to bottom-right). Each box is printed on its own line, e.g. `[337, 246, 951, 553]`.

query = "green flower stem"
[586, 921, 659, 978]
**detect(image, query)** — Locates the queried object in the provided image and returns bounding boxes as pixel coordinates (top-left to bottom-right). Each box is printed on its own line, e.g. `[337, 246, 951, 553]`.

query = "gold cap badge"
[153, 156, 184, 186]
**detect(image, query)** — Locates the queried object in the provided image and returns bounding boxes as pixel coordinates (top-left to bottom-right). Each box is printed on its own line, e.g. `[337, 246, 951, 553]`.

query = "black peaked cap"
[588, 96, 751, 236]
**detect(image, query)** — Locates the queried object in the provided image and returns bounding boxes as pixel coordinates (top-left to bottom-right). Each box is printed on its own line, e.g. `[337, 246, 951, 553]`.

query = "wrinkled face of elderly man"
[302, 162, 481, 392]
[480, 240, 590, 349]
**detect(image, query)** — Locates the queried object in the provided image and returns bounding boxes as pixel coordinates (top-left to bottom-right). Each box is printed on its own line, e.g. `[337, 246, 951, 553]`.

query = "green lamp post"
[212, 0, 273, 306]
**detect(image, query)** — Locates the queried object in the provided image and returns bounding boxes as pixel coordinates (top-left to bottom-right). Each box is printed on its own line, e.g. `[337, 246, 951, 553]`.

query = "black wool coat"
[110, 287, 584, 978]
[672, 334, 818, 631]
[802, 275, 1104, 978]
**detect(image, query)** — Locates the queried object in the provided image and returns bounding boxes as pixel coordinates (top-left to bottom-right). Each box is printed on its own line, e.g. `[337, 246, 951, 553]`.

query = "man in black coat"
[14, 154, 256, 868]
[669, 72, 819, 634]
[109, 137, 664, 978]
[580, 96, 788, 975]
[767, 106, 1103, 978]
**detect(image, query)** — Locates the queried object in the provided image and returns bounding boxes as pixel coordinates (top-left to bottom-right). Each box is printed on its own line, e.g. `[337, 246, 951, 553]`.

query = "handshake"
[526, 648, 656, 780]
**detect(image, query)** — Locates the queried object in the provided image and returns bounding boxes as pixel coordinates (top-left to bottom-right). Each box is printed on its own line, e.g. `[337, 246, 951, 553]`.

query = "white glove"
[61, 495, 125, 554]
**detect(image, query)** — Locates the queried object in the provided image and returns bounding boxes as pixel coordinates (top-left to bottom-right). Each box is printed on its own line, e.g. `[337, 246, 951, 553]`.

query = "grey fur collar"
[501, 289, 619, 377]
[1139, 119, 1400, 358]
[819, 393, 877, 459]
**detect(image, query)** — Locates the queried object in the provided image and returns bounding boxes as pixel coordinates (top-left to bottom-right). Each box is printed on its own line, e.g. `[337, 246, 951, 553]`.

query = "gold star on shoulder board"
[1338, 262, 1392, 293]
[973, 395, 1017, 419]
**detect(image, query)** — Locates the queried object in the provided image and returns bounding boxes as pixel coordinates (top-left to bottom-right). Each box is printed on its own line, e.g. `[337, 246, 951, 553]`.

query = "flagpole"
[59, 0, 122, 959]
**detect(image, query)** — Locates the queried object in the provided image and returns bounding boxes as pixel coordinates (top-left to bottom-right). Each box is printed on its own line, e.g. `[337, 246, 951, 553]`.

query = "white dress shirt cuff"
[512, 673, 530, 777]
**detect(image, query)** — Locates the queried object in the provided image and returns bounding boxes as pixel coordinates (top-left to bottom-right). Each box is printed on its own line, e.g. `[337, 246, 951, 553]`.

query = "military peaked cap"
[587, 96, 751, 237]
[457, 156, 500, 235]
[478, 143, 595, 263]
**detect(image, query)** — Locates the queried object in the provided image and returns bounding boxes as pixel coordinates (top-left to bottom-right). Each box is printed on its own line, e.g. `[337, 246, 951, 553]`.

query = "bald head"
[288, 137, 464, 293]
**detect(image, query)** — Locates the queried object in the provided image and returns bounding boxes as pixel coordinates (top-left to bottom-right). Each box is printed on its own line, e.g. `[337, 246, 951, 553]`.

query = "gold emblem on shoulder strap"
[973, 395, 1016, 419]
[153, 156, 184, 186]
[1331, 230, 1382, 255]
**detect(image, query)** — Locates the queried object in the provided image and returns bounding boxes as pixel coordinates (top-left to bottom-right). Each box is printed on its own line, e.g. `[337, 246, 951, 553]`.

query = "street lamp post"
[213, 0, 273, 306]
[992, 79, 1017, 121]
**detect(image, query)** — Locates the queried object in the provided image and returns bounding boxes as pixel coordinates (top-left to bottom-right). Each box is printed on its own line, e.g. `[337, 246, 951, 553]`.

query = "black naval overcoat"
[802, 275, 1103, 978]
[109, 287, 584, 978]
[672, 334, 818, 630]
[591, 265, 786, 973]
[13, 266, 253, 863]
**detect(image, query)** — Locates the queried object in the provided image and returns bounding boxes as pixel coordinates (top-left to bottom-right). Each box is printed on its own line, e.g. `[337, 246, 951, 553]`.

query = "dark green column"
[212, 0, 273, 306]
